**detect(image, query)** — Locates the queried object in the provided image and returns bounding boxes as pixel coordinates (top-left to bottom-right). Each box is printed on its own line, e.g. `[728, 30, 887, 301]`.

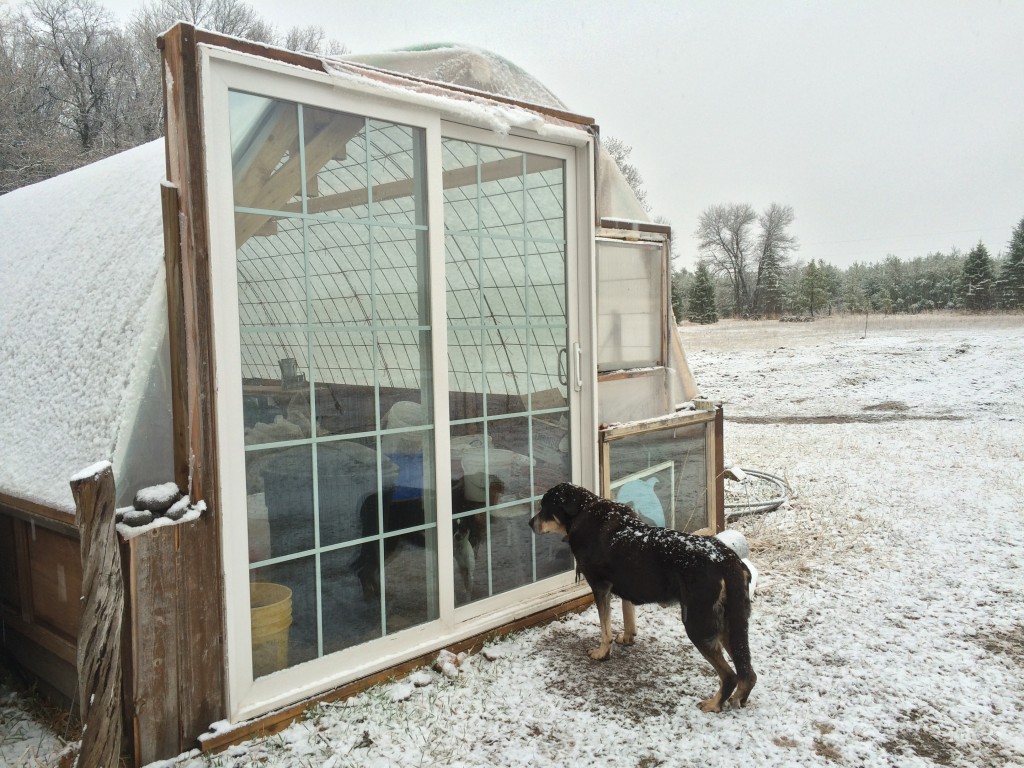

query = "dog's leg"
[454, 532, 475, 600]
[690, 638, 737, 713]
[684, 580, 737, 712]
[615, 600, 636, 646]
[724, 566, 757, 707]
[589, 586, 614, 660]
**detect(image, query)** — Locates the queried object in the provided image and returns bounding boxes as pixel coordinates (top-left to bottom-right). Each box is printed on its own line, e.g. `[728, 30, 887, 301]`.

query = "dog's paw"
[588, 646, 611, 661]
[614, 631, 635, 646]
[697, 698, 723, 713]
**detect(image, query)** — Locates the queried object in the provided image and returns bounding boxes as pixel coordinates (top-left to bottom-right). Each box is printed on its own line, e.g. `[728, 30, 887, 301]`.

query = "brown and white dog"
[529, 482, 757, 712]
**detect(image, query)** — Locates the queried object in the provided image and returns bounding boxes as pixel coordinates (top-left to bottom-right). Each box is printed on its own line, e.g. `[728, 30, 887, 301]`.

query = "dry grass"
[679, 311, 1024, 352]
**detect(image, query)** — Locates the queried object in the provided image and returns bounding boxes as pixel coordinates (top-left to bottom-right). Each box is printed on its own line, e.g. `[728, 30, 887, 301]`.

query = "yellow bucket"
[250, 582, 292, 677]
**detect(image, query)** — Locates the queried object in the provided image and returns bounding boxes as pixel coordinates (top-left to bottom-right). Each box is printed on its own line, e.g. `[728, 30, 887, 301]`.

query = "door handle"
[558, 347, 568, 387]
[573, 342, 583, 392]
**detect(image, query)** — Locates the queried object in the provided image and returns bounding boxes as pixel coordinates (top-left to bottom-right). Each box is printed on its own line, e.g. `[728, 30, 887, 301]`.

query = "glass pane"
[478, 146, 524, 236]
[481, 329, 527, 417]
[607, 422, 709, 532]
[231, 95, 437, 672]
[596, 240, 663, 370]
[448, 329, 483, 413]
[369, 120, 425, 227]
[322, 543, 381, 653]
[480, 237, 526, 326]
[257, 445, 314, 557]
[307, 220, 371, 326]
[230, 92, 300, 212]
[525, 154, 565, 241]
[374, 227, 427, 325]
[317, 439, 383, 546]
[236, 216, 306, 320]
[251, 558, 318, 677]
[383, 528, 439, 632]
[529, 241, 567, 323]
[442, 139, 479, 232]
[445, 235, 481, 326]
[531, 413, 569, 496]
[240, 332, 310, 443]
[303, 106, 368, 219]
[487, 501, 534, 596]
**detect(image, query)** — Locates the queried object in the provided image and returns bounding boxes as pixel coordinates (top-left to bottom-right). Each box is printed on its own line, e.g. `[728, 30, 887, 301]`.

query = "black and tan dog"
[529, 482, 757, 712]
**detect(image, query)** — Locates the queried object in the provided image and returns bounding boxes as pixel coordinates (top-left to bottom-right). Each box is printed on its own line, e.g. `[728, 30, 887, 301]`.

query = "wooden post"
[159, 22, 227, 745]
[70, 461, 124, 768]
[714, 406, 726, 533]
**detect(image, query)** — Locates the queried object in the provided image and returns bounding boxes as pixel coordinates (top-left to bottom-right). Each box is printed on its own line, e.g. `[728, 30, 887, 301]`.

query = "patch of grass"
[0, 655, 79, 744]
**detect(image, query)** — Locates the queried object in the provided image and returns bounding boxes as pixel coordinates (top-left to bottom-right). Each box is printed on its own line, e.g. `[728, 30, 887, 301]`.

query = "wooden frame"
[598, 407, 724, 534]
[0, 497, 80, 703]
[153, 21, 601, 742]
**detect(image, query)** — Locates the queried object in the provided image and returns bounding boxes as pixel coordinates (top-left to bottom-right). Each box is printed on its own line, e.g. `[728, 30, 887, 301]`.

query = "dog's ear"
[542, 482, 589, 522]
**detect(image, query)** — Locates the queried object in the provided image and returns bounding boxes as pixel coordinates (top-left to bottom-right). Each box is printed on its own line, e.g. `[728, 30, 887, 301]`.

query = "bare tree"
[694, 203, 757, 315]
[135, 0, 274, 41]
[1, 0, 348, 193]
[603, 135, 650, 212]
[282, 24, 348, 55]
[22, 0, 126, 152]
[0, 10, 76, 191]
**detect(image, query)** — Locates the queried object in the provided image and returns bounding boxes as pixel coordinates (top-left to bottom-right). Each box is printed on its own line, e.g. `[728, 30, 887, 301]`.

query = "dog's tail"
[724, 561, 757, 705]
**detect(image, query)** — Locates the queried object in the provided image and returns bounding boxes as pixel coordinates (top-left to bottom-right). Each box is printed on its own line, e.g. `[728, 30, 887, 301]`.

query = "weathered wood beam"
[160, 21, 227, 755]
[70, 462, 124, 768]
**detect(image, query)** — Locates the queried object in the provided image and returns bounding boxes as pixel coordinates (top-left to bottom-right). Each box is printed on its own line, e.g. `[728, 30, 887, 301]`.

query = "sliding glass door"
[205, 60, 590, 718]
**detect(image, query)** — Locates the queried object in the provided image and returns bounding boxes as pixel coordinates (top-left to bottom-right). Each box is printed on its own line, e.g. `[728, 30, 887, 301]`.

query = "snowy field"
[5, 313, 1024, 767]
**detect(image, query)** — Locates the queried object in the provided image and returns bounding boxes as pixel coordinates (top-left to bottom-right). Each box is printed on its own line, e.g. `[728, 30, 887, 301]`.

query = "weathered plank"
[161, 183, 189, 491]
[714, 406, 726, 533]
[70, 462, 124, 768]
[160, 23, 227, 750]
[124, 527, 180, 766]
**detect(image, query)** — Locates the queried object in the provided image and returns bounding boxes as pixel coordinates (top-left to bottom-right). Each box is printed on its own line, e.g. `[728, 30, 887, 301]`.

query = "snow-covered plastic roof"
[0, 43, 651, 513]
[0, 140, 173, 512]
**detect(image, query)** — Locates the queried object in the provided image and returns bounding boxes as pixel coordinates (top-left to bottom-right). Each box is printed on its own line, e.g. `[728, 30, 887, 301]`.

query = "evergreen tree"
[670, 267, 690, 322]
[996, 217, 1024, 309]
[687, 263, 718, 324]
[800, 260, 830, 316]
[962, 241, 995, 311]
[754, 249, 785, 317]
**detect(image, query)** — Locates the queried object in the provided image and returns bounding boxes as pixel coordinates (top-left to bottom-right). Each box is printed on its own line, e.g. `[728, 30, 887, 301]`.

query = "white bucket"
[461, 448, 530, 502]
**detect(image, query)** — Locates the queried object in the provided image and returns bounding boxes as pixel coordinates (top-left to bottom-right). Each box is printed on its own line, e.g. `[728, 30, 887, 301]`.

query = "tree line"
[0, 0, 346, 194]
[674, 209, 1024, 323]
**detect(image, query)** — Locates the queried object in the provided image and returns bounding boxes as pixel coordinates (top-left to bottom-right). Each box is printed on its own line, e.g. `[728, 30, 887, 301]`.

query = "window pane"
[236, 216, 306, 326]
[525, 154, 564, 241]
[596, 240, 663, 370]
[303, 107, 368, 219]
[607, 422, 709, 533]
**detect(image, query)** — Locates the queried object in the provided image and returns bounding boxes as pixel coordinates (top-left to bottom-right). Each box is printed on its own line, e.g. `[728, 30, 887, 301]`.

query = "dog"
[529, 482, 757, 712]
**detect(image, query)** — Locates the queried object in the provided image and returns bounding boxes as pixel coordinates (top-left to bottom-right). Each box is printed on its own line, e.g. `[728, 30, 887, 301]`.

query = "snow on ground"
[10, 314, 1024, 767]
[0, 685, 70, 767]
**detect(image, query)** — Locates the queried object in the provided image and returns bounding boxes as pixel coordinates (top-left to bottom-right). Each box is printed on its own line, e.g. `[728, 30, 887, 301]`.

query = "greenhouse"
[0, 24, 723, 764]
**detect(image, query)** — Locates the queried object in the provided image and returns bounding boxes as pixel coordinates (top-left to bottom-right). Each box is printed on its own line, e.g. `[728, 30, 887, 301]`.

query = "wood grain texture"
[71, 463, 125, 768]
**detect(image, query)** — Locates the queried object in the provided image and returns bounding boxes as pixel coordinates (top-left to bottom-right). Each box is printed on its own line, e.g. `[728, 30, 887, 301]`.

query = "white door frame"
[199, 45, 596, 721]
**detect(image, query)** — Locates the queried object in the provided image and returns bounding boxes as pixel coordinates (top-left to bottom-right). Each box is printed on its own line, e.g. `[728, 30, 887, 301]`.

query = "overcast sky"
[107, 0, 1024, 269]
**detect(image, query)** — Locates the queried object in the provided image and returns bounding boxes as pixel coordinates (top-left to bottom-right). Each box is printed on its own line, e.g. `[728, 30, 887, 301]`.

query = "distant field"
[678, 311, 1024, 352]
